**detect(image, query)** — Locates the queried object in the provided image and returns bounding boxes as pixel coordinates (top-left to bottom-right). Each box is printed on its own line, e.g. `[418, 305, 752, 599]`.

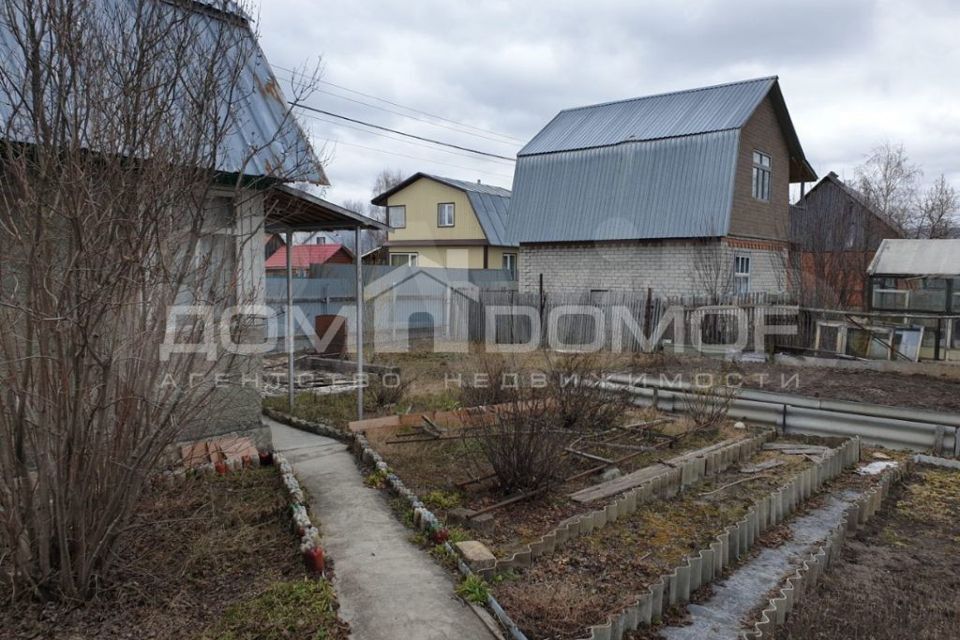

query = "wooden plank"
[569, 438, 741, 503]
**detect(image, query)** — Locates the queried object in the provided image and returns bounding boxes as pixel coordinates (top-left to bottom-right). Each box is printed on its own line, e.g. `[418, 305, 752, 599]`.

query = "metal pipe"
[286, 230, 294, 413]
[355, 226, 364, 420]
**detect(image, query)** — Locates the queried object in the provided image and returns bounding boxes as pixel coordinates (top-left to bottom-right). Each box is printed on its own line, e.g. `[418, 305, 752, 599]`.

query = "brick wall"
[518, 238, 789, 298]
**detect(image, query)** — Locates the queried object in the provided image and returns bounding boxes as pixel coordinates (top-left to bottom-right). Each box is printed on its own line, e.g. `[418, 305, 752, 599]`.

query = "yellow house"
[371, 173, 517, 275]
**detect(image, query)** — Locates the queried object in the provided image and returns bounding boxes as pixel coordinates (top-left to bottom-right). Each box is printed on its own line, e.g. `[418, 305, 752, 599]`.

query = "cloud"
[255, 0, 960, 206]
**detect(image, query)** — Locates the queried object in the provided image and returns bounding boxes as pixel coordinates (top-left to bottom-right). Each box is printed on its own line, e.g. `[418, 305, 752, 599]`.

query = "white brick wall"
[518, 239, 788, 298]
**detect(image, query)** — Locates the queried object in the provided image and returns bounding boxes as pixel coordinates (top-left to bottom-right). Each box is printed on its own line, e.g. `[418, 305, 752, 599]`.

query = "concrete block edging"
[489, 430, 776, 575]
[742, 459, 909, 639]
[576, 436, 862, 640]
[264, 408, 529, 640]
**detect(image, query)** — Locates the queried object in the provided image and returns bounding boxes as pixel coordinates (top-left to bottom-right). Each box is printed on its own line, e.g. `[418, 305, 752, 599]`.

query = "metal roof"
[520, 77, 777, 156]
[265, 185, 388, 233]
[508, 130, 740, 243]
[371, 172, 514, 246]
[0, 0, 325, 184]
[868, 239, 960, 276]
[508, 77, 816, 244]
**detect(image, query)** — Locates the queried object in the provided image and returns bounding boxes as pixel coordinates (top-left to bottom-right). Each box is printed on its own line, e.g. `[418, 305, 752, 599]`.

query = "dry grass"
[1, 469, 347, 640]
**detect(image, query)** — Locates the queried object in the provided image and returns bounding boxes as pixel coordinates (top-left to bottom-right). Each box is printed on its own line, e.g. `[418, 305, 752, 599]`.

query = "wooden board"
[569, 438, 741, 503]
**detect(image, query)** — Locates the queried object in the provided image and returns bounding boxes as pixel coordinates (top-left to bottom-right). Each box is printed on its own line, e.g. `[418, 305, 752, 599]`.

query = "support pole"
[286, 230, 294, 413]
[355, 226, 364, 420]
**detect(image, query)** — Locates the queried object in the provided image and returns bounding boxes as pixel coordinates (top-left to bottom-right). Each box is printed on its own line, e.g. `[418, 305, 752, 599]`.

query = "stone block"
[454, 540, 497, 571]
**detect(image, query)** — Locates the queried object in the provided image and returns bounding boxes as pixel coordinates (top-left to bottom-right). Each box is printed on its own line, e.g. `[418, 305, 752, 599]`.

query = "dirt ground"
[777, 465, 960, 640]
[365, 411, 753, 556]
[1, 468, 348, 640]
[621, 353, 960, 413]
[492, 444, 828, 640]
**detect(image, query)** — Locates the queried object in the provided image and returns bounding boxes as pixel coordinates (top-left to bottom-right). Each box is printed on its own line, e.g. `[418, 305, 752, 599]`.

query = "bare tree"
[855, 142, 922, 233]
[0, 0, 320, 601]
[917, 174, 959, 239]
[372, 168, 406, 199]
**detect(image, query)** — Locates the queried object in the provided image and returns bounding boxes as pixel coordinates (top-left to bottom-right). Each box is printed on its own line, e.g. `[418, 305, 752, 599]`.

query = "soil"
[625, 353, 960, 413]
[492, 445, 821, 640]
[776, 465, 960, 640]
[0, 468, 348, 640]
[364, 409, 755, 556]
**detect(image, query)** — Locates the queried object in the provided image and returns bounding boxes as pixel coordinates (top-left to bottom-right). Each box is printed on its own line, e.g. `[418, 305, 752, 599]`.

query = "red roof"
[265, 244, 349, 269]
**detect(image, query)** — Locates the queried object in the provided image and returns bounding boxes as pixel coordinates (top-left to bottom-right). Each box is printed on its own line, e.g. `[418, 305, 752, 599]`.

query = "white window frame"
[437, 202, 455, 227]
[502, 252, 517, 277]
[751, 150, 771, 202]
[387, 205, 406, 229]
[733, 254, 751, 294]
[389, 252, 418, 267]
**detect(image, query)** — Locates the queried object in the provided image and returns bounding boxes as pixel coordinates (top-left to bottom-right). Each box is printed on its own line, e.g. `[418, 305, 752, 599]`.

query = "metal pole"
[286, 230, 294, 413]
[355, 226, 364, 420]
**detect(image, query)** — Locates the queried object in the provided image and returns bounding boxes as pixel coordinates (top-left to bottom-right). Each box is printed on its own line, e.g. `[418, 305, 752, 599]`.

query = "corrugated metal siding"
[507, 130, 740, 243]
[520, 77, 774, 156]
[0, 0, 323, 184]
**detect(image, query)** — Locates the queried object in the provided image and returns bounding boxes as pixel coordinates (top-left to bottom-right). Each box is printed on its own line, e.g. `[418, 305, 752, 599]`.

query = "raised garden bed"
[773, 463, 960, 640]
[354, 404, 765, 558]
[1, 467, 348, 640]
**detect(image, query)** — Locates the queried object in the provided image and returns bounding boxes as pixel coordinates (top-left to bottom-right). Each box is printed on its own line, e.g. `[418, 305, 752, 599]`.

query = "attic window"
[438, 202, 455, 227]
[752, 151, 771, 201]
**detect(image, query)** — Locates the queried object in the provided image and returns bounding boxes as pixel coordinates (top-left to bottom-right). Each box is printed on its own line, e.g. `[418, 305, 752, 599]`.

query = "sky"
[254, 0, 960, 210]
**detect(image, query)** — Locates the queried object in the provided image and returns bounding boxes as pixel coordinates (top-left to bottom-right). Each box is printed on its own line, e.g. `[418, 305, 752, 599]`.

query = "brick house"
[507, 77, 817, 299]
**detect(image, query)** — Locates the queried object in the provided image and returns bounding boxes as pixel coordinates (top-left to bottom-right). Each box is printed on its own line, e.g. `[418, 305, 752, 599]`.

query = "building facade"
[507, 77, 817, 299]
[372, 173, 517, 275]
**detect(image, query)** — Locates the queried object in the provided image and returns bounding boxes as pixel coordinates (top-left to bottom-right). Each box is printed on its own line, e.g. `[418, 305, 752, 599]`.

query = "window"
[389, 252, 417, 267]
[733, 255, 750, 294]
[438, 202, 455, 227]
[387, 205, 406, 228]
[502, 252, 517, 278]
[751, 151, 771, 201]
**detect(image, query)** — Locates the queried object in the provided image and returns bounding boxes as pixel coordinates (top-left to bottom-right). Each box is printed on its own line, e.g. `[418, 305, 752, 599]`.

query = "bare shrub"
[680, 371, 740, 436]
[0, 0, 321, 600]
[364, 372, 416, 410]
[545, 352, 630, 433]
[461, 352, 630, 494]
[456, 352, 517, 408]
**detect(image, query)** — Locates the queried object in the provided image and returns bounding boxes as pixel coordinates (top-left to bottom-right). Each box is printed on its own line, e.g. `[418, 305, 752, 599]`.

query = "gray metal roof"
[0, 0, 325, 184]
[372, 172, 514, 246]
[508, 77, 816, 244]
[509, 130, 739, 243]
[521, 77, 776, 156]
[868, 239, 960, 276]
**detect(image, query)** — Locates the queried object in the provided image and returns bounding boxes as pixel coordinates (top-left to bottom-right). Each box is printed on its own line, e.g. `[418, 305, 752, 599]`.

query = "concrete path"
[266, 418, 497, 640]
[660, 489, 865, 640]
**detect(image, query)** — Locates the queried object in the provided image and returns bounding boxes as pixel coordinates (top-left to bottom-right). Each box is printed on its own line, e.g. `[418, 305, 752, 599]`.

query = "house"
[0, 0, 363, 452]
[790, 171, 903, 309]
[264, 243, 354, 277]
[867, 238, 960, 359]
[371, 173, 517, 275]
[506, 77, 817, 299]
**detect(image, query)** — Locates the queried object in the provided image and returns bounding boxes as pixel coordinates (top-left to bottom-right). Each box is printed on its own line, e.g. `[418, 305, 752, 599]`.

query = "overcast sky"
[255, 0, 960, 210]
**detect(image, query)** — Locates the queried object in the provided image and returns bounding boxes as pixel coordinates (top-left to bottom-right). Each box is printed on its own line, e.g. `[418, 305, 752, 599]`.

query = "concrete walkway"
[266, 418, 497, 640]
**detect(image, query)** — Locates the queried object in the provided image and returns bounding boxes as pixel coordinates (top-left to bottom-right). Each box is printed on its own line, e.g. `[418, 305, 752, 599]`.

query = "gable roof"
[795, 171, 904, 236]
[868, 239, 960, 276]
[0, 0, 325, 184]
[371, 172, 514, 246]
[508, 77, 816, 245]
[265, 244, 350, 269]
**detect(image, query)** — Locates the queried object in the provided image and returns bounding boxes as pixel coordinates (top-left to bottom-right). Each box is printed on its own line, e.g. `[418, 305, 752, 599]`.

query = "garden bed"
[358, 406, 760, 557]
[774, 464, 960, 640]
[490, 441, 855, 640]
[1, 468, 348, 640]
